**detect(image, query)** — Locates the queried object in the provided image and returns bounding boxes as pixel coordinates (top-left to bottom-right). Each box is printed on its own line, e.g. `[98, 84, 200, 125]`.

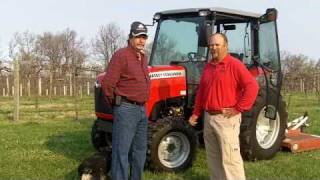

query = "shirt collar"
[127, 45, 145, 60]
[210, 54, 232, 66]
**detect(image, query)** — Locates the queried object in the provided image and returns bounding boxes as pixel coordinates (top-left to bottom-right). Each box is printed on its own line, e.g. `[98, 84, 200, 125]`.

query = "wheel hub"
[167, 143, 177, 153]
[158, 131, 190, 168]
[256, 106, 280, 149]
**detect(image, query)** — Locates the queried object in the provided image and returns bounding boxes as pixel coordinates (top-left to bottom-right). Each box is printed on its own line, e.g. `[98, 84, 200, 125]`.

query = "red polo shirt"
[193, 54, 259, 117]
[102, 45, 150, 103]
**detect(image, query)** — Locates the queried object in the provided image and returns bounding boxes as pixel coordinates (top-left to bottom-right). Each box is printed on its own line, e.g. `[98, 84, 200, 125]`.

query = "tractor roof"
[157, 7, 261, 18]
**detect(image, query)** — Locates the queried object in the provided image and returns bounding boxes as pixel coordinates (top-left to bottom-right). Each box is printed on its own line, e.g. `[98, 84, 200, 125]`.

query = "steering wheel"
[187, 52, 206, 62]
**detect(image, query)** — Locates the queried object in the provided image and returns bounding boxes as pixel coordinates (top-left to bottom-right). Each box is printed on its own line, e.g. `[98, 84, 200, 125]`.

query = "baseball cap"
[130, 21, 148, 37]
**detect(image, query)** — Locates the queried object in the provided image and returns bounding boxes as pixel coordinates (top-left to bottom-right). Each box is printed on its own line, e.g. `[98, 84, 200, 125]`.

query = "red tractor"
[92, 7, 288, 172]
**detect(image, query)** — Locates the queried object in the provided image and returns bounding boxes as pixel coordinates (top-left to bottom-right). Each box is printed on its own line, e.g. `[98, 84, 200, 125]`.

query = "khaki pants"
[204, 112, 245, 180]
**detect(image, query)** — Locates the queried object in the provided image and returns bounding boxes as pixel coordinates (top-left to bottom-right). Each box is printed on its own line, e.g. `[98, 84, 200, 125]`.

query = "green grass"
[0, 93, 320, 179]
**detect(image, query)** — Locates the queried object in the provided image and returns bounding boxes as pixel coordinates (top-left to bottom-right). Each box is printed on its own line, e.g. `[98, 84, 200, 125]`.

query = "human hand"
[188, 114, 199, 126]
[222, 108, 240, 118]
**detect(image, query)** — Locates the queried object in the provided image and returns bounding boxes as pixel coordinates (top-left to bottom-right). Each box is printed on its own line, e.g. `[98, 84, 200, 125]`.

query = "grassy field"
[0, 93, 320, 180]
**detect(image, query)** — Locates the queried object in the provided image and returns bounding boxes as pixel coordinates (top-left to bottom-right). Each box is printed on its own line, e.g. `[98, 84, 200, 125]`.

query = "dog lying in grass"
[78, 151, 111, 180]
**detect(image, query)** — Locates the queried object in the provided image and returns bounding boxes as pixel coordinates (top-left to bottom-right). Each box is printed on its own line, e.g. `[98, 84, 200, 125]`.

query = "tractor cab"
[150, 7, 282, 119]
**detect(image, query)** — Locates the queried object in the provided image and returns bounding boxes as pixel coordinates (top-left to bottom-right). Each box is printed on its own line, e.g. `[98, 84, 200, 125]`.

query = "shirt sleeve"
[101, 52, 124, 101]
[235, 63, 259, 112]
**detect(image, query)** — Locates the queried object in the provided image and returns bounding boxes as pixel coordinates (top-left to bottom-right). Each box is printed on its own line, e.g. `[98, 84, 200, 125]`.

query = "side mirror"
[266, 8, 278, 21]
[261, 8, 278, 23]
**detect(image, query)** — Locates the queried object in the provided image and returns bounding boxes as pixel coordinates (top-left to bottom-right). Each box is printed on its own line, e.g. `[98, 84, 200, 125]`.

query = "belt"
[122, 97, 145, 106]
[207, 110, 223, 115]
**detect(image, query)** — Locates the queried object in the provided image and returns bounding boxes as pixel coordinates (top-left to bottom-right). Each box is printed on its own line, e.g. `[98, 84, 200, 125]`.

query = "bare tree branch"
[91, 22, 126, 68]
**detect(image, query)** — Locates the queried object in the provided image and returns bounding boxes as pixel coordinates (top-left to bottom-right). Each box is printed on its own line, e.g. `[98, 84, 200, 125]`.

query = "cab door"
[258, 8, 282, 119]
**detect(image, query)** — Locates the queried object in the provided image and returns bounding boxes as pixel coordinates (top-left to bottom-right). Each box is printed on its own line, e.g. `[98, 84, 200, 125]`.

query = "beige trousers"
[204, 112, 245, 180]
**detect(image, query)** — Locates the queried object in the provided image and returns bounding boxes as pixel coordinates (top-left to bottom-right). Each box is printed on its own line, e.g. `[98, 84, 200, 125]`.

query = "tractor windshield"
[150, 17, 208, 65]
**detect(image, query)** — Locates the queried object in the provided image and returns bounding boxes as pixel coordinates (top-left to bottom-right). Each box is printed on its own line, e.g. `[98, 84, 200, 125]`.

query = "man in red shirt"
[102, 21, 150, 180]
[189, 33, 259, 180]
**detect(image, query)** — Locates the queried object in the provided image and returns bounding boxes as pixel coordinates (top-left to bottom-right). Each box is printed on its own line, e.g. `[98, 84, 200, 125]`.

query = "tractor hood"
[148, 65, 187, 98]
[148, 65, 186, 80]
[146, 65, 187, 116]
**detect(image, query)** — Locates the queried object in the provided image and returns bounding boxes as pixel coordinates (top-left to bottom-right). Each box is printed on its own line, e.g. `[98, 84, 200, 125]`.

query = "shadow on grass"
[145, 168, 209, 180]
[181, 173, 209, 180]
[64, 169, 79, 180]
[46, 130, 95, 180]
[46, 130, 94, 161]
[0, 109, 12, 120]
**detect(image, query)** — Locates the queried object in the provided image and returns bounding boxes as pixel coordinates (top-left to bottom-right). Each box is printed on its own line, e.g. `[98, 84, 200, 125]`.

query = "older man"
[189, 33, 259, 180]
[102, 21, 150, 180]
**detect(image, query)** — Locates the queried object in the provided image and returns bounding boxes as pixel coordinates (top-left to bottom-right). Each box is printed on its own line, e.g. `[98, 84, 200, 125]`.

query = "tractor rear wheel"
[148, 117, 197, 172]
[240, 88, 288, 160]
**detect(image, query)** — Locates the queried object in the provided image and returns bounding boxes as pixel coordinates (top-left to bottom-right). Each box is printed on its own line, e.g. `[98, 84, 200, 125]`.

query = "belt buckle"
[123, 97, 143, 106]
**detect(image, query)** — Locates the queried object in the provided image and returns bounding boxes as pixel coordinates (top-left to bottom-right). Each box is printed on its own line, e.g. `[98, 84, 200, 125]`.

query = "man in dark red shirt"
[189, 33, 259, 180]
[102, 21, 150, 180]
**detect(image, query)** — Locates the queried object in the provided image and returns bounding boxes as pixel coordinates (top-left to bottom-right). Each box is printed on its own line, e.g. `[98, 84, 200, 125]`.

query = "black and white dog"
[78, 151, 111, 180]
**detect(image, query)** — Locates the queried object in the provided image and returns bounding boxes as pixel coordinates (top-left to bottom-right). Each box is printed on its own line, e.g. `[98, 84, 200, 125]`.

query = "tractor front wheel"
[148, 117, 197, 172]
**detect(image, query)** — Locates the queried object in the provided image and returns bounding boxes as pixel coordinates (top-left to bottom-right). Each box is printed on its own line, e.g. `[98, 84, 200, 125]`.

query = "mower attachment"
[282, 113, 320, 153]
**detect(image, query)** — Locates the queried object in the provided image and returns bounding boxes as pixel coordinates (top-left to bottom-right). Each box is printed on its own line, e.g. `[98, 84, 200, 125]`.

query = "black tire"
[240, 88, 288, 160]
[91, 120, 111, 152]
[148, 117, 197, 172]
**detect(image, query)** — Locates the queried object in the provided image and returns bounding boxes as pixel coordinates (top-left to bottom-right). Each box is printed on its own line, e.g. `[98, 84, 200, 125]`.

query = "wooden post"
[87, 82, 90, 95]
[38, 77, 42, 96]
[317, 73, 320, 90]
[69, 73, 73, 96]
[27, 79, 31, 96]
[20, 83, 22, 96]
[6, 76, 9, 96]
[80, 85, 83, 99]
[54, 86, 57, 96]
[49, 73, 53, 100]
[13, 59, 19, 121]
[314, 76, 317, 93]
[63, 85, 66, 96]
[2, 88, 5, 96]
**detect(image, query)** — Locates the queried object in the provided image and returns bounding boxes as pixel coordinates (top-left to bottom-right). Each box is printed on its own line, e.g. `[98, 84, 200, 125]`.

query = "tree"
[281, 51, 319, 94]
[59, 29, 87, 120]
[36, 32, 64, 99]
[8, 31, 39, 96]
[60, 29, 86, 96]
[91, 23, 126, 68]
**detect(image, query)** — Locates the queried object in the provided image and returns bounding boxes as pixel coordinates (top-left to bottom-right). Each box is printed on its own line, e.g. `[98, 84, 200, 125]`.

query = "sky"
[0, 0, 319, 60]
